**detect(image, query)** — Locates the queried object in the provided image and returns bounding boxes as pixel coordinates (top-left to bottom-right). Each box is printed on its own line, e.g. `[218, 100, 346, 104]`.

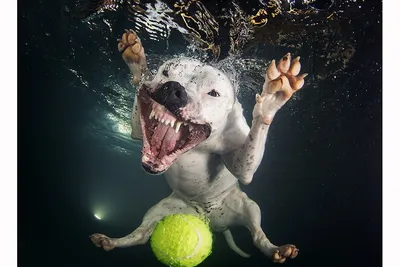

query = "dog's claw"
[117, 42, 125, 52]
[128, 32, 137, 45]
[256, 93, 263, 103]
[117, 29, 147, 85]
[253, 53, 308, 125]
[272, 245, 298, 263]
[288, 56, 301, 76]
[122, 32, 128, 44]
[277, 53, 291, 73]
[266, 59, 280, 82]
[90, 233, 115, 252]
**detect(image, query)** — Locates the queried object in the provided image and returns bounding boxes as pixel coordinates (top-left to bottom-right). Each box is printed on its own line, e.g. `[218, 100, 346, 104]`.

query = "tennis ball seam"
[175, 215, 202, 260]
[150, 214, 212, 267]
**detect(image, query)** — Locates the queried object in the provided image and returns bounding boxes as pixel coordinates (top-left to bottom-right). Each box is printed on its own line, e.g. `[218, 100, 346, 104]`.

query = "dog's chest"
[164, 150, 231, 197]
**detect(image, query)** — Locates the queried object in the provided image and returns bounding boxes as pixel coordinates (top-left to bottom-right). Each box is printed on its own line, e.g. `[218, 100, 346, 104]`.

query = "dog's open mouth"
[137, 87, 211, 174]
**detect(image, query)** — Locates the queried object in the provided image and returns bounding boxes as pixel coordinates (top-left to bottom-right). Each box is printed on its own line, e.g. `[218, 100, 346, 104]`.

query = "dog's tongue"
[150, 123, 183, 158]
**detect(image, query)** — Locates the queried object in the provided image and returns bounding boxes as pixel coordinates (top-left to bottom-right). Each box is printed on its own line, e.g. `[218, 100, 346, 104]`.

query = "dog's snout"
[153, 81, 188, 114]
[162, 81, 187, 103]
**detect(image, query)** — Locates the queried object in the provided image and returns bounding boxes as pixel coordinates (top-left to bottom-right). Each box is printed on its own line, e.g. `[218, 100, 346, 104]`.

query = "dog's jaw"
[137, 85, 211, 174]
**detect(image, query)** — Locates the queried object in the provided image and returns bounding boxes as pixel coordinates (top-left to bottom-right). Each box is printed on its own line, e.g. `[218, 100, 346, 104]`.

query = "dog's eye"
[162, 69, 169, 77]
[207, 89, 220, 97]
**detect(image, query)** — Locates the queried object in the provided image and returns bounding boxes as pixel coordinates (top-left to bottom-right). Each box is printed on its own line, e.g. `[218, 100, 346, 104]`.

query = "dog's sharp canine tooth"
[175, 121, 182, 133]
[149, 110, 155, 119]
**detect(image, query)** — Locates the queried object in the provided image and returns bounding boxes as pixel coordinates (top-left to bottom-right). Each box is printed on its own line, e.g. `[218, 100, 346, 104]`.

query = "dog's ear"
[233, 85, 239, 103]
[227, 101, 245, 122]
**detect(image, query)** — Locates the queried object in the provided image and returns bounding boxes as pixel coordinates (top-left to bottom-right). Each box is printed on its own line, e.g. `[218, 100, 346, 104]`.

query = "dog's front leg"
[118, 29, 152, 140]
[223, 54, 307, 184]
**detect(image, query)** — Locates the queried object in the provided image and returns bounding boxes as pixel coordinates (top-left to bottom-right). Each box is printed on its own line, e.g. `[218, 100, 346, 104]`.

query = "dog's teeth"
[161, 118, 165, 123]
[189, 124, 194, 131]
[170, 120, 175, 127]
[165, 120, 170, 125]
[183, 122, 187, 126]
[149, 110, 155, 119]
[175, 121, 182, 133]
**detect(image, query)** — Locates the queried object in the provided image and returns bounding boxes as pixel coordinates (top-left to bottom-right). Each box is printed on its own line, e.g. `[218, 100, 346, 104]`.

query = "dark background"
[19, 0, 382, 266]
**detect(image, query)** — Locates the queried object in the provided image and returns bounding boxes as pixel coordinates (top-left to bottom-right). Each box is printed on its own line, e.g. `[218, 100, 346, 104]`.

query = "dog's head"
[135, 58, 237, 174]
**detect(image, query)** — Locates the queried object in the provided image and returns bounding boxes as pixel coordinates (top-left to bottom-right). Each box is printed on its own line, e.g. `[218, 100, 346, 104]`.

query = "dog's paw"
[272, 244, 299, 264]
[253, 53, 307, 124]
[90, 233, 115, 251]
[117, 29, 147, 85]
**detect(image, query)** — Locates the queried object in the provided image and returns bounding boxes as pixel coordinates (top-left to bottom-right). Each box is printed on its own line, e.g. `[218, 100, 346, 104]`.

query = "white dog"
[91, 29, 307, 263]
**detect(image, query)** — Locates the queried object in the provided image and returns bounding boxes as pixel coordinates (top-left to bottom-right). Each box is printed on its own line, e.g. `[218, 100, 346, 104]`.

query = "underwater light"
[94, 214, 102, 220]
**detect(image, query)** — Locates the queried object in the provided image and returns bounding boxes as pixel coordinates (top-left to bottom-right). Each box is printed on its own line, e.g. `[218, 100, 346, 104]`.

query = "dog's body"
[91, 30, 307, 263]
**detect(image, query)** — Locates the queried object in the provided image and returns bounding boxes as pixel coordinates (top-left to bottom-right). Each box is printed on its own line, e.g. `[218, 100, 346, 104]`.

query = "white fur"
[121, 58, 281, 257]
[93, 56, 301, 260]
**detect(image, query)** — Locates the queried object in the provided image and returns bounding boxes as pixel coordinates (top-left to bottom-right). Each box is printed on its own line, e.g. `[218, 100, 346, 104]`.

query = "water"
[19, 0, 381, 266]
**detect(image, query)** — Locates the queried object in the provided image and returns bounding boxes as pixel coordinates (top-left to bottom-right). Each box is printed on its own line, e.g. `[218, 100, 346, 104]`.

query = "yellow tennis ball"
[150, 214, 213, 267]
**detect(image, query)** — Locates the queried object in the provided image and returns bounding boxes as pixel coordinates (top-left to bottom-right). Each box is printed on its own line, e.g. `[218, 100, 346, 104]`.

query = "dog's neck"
[192, 100, 250, 155]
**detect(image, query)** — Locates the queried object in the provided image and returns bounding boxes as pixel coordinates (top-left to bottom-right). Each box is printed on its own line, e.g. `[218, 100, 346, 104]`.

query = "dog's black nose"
[153, 81, 188, 114]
